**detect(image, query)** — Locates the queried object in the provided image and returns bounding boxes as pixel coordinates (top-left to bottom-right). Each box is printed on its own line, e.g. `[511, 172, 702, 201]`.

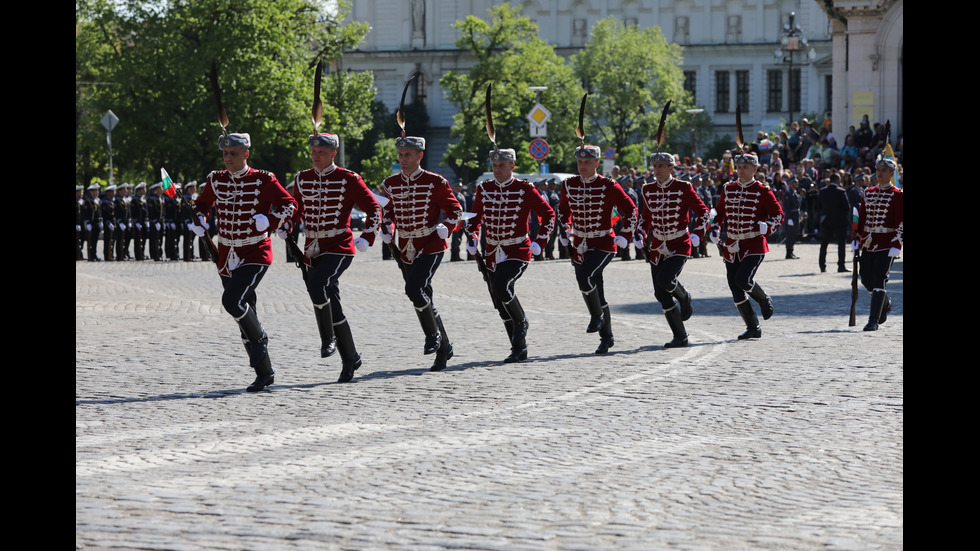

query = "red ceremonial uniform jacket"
[858, 184, 903, 252]
[290, 164, 381, 264]
[468, 177, 556, 271]
[637, 177, 710, 265]
[713, 178, 783, 262]
[381, 168, 463, 264]
[195, 166, 297, 277]
[557, 173, 638, 264]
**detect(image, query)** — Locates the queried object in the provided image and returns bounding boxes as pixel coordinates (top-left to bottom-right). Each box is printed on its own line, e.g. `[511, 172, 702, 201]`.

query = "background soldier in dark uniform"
[114, 183, 132, 260]
[781, 176, 802, 259]
[181, 181, 199, 262]
[147, 182, 165, 261]
[100, 185, 117, 262]
[76, 185, 85, 260]
[131, 182, 148, 261]
[163, 184, 180, 260]
[82, 183, 102, 261]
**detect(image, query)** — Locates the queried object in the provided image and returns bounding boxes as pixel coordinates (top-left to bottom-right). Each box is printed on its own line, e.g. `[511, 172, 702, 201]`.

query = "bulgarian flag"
[610, 207, 622, 226]
[852, 207, 859, 234]
[160, 168, 179, 198]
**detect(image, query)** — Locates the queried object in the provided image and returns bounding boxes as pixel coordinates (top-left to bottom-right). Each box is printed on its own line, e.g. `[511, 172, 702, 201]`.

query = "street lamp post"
[774, 12, 816, 127]
[685, 108, 704, 159]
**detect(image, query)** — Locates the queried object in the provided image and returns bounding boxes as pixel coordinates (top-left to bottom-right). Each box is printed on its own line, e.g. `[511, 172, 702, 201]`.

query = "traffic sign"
[529, 139, 549, 160]
[604, 147, 615, 160]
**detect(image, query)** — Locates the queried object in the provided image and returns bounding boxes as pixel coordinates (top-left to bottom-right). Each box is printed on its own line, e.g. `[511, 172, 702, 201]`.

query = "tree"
[75, 0, 372, 186]
[440, 4, 585, 182]
[572, 17, 691, 166]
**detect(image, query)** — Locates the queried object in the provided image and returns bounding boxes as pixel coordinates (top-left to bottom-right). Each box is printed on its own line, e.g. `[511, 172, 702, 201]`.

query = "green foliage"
[440, 4, 584, 182]
[75, 0, 372, 186]
[572, 17, 693, 165]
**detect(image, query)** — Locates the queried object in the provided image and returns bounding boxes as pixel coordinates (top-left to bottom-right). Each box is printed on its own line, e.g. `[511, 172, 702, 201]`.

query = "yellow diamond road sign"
[527, 103, 551, 125]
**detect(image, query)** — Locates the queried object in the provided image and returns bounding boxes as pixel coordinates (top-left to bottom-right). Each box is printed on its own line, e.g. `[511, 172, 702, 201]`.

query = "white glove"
[190, 224, 206, 237]
[275, 228, 288, 240]
[380, 225, 392, 244]
[888, 247, 900, 257]
[155, 222, 162, 231]
[709, 230, 720, 244]
[436, 223, 449, 239]
[85, 223, 92, 231]
[787, 219, 794, 226]
[107, 223, 115, 231]
[758, 221, 768, 234]
[690, 234, 700, 247]
[614, 235, 627, 248]
[558, 230, 570, 247]
[135, 223, 142, 230]
[466, 239, 478, 256]
[76, 225, 81, 232]
[851, 240, 860, 251]
[529, 242, 541, 256]
[353, 237, 369, 252]
[253, 214, 269, 232]
[118, 223, 126, 231]
[632, 237, 644, 249]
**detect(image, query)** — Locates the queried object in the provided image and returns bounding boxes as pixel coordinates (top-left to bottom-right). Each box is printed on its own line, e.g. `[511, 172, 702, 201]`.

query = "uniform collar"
[230, 165, 250, 179]
[314, 164, 337, 177]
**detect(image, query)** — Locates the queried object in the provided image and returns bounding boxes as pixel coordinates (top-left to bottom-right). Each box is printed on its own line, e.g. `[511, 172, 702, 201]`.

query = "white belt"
[570, 228, 609, 239]
[486, 235, 527, 247]
[399, 226, 435, 239]
[866, 226, 896, 233]
[306, 228, 348, 239]
[649, 229, 688, 241]
[217, 233, 268, 247]
[727, 230, 762, 240]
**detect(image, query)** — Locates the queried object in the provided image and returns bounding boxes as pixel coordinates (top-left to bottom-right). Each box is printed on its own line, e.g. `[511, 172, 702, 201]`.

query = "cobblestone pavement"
[77, 239, 903, 550]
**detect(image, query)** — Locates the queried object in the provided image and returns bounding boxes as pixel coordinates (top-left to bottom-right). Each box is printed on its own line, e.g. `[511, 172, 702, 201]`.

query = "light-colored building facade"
[342, 1, 846, 179]
[818, 0, 903, 144]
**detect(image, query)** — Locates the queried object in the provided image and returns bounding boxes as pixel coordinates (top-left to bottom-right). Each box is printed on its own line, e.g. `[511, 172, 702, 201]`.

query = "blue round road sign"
[529, 139, 549, 160]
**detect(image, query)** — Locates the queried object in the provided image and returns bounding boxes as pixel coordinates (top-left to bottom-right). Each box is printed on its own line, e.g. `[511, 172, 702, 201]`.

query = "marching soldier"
[635, 151, 710, 348]
[283, 132, 381, 383]
[147, 182, 165, 261]
[380, 136, 463, 372]
[131, 182, 148, 261]
[466, 147, 555, 363]
[709, 152, 784, 339]
[99, 185, 117, 262]
[190, 132, 297, 392]
[557, 144, 638, 354]
[855, 157, 903, 331]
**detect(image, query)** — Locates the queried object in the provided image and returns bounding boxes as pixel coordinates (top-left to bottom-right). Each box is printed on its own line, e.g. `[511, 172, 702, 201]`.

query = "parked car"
[350, 208, 366, 230]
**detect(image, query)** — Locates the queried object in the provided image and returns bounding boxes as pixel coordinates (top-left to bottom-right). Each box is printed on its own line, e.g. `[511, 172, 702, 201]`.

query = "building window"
[736, 70, 750, 112]
[767, 70, 782, 112]
[573, 19, 588, 45]
[790, 69, 801, 114]
[624, 17, 638, 28]
[726, 15, 741, 43]
[675, 16, 689, 44]
[684, 71, 697, 104]
[715, 71, 729, 113]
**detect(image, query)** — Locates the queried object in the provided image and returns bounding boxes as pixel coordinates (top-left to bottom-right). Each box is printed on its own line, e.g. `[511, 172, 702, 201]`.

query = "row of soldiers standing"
[75, 181, 215, 262]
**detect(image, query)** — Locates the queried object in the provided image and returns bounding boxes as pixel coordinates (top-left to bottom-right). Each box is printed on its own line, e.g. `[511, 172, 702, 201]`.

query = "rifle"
[282, 225, 308, 281]
[848, 206, 860, 326]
